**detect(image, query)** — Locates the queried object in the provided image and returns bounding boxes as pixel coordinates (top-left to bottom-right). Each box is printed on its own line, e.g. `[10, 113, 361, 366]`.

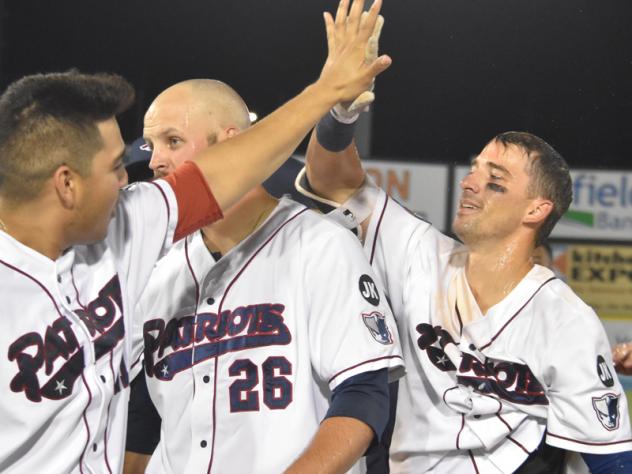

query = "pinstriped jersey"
[336, 179, 632, 474]
[134, 198, 405, 474]
[0, 180, 178, 473]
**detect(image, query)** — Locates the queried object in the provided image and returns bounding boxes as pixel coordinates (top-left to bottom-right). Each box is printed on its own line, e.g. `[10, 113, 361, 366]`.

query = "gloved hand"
[333, 13, 384, 122]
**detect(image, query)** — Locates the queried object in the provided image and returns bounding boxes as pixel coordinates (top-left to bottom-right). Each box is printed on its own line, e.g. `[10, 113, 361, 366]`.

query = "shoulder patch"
[359, 274, 380, 306]
[592, 393, 620, 431]
[597, 355, 615, 388]
[362, 311, 393, 345]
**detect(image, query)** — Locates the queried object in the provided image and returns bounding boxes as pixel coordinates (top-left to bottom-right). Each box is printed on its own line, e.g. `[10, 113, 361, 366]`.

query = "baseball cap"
[124, 137, 153, 183]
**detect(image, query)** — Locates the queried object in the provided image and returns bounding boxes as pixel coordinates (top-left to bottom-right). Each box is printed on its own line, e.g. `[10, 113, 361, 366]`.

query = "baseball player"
[0, 2, 391, 471]
[295, 23, 632, 473]
[123, 151, 316, 474]
[125, 78, 403, 474]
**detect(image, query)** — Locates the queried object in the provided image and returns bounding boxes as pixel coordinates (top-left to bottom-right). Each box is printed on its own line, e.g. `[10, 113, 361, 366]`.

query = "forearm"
[285, 416, 373, 474]
[305, 130, 365, 204]
[191, 0, 389, 213]
[194, 82, 339, 211]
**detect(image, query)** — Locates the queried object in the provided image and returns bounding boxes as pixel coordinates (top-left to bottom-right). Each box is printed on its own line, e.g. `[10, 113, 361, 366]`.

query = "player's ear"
[224, 127, 239, 139]
[52, 165, 80, 209]
[523, 197, 553, 226]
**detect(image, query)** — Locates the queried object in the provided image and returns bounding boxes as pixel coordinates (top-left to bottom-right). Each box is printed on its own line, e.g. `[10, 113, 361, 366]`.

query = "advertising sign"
[553, 170, 632, 241]
[365, 160, 450, 231]
[553, 244, 632, 319]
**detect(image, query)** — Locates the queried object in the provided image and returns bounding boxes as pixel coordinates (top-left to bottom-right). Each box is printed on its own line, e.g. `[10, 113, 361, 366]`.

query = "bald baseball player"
[124, 78, 403, 474]
[295, 28, 632, 473]
[0, 1, 392, 471]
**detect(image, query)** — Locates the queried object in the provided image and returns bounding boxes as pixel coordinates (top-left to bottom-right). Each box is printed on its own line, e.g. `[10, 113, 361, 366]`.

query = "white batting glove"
[332, 13, 384, 123]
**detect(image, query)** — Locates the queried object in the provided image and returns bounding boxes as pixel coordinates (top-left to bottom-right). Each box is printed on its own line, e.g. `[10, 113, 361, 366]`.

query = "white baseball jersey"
[132, 197, 405, 474]
[0, 163, 220, 473]
[328, 178, 632, 474]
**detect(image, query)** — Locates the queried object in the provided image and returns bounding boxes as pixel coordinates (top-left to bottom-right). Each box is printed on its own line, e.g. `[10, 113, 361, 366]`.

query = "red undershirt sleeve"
[161, 160, 223, 242]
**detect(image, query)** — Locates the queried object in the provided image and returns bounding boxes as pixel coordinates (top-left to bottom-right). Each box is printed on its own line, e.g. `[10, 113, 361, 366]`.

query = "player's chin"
[452, 218, 476, 243]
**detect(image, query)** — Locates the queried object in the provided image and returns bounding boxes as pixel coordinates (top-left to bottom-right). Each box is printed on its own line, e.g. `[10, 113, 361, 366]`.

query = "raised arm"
[193, 0, 390, 212]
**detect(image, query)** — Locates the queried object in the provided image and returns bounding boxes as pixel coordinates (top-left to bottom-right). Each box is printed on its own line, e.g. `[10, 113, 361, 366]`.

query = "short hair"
[0, 71, 135, 203]
[493, 131, 573, 247]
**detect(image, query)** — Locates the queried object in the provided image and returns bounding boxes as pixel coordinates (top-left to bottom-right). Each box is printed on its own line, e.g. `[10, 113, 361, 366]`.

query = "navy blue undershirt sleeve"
[365, 380, 398, 472]
[126, 371, 161, 454]
[582, 451, 632, 473]
[324, 368, 389, 443]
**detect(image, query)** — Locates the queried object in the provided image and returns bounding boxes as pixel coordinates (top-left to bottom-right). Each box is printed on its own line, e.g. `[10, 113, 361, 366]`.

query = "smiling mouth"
[458, 200, 480, 214]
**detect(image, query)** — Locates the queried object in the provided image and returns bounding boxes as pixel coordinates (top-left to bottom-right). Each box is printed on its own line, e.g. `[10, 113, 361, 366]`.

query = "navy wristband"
[315, 111, 358, 152]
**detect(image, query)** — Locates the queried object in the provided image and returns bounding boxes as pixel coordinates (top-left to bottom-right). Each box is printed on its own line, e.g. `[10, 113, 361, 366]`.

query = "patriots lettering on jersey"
[7, 275, 126, 402]
[416, 323, 548, 405]
[143, 303, 291, 381]
[457, 353, 548, 405]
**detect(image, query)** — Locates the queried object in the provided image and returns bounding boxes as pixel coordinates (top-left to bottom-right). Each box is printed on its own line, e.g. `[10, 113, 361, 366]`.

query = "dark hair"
[493, 131, 572, 247]
[0, 70, 134, 202]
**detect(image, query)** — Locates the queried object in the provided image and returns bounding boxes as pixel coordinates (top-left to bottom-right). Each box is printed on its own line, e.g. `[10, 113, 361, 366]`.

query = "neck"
[464, 236, 534, 314]
[201, 187, 277, 255]
[0, 198, 67, 260]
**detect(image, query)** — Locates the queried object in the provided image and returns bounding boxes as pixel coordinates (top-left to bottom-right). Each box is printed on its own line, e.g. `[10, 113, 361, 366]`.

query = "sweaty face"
[143, 90, 220, 178]
[452, 140, 534, 247]
[75, 118, 128, 243]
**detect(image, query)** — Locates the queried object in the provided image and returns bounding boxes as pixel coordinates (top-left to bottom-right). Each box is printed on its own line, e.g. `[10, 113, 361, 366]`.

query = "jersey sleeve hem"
[546, 431, 632, 454]
[160, 161, 223, 242]
[147, 180, 178, 251]
[328, 355, 404, 390]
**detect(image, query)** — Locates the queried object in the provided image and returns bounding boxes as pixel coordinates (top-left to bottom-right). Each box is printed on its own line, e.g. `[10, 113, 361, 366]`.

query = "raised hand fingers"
[366, 54, 392, 79]
[365, 14, 384, 62]
[346, 0, 366, 37]
[358, 0, 383, 43]
[334, 0, 349, 39]
[324, 12, 336, 55]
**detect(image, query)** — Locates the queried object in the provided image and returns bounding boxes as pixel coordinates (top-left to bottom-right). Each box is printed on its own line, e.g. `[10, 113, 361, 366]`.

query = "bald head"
[157, 79, 250, 132]
[143, 79, 251, 177]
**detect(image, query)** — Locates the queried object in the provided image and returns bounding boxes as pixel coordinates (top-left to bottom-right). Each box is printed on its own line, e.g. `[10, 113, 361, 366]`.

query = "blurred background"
[2, 0, 631, 167]
[1, 0, 631, 399]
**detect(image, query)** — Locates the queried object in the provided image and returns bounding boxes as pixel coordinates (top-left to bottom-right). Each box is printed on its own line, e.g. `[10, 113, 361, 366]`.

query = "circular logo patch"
[597, 355, 615, 388]
[358, 274, 380, 306]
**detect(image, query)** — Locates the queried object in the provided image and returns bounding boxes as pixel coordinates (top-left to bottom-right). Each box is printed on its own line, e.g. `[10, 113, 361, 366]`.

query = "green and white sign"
[553, 170, 632, 241]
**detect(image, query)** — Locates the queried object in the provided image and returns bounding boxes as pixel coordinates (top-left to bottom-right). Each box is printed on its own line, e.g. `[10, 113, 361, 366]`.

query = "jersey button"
[57, 275, 62, 283]
[66, 296, 71, 304]
[203, 375, 210, 383]
[100, 375, 106, 383]
[206, 297, 215, 305]
[469, 344, 476, 351]
[200, 440, 208, 448]
[92, 443, 97, 452]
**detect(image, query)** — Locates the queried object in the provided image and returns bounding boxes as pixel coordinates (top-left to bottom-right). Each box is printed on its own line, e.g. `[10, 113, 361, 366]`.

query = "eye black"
[487, 183, 506, 193]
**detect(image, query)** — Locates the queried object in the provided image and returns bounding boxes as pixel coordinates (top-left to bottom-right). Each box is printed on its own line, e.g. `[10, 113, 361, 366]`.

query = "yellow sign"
[555, 245, 632, 319]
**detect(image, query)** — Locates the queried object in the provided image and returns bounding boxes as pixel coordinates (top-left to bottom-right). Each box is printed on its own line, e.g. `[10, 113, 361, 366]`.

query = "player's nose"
[460, 171, 481, 194]
[149, 147, 171, 176]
